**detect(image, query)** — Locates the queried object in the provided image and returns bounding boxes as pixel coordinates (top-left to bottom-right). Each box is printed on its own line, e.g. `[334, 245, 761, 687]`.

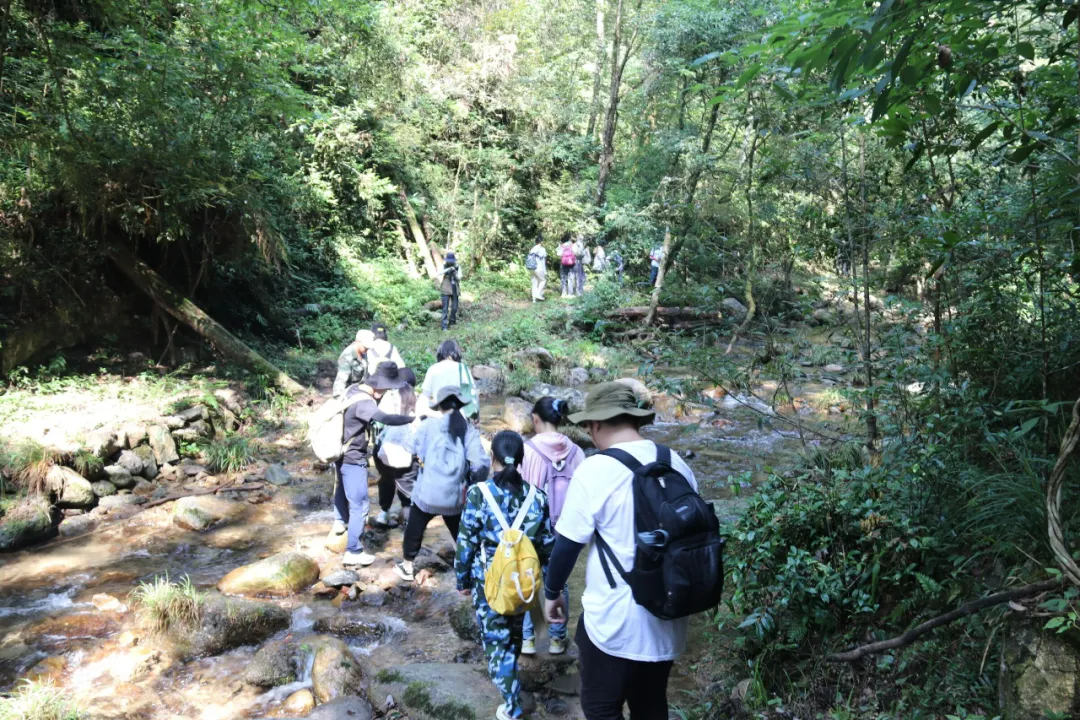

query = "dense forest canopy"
[1, 0, 1080, 716]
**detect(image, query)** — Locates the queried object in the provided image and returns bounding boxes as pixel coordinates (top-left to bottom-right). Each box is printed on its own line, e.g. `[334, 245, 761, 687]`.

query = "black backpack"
[593, 444, 725, 620]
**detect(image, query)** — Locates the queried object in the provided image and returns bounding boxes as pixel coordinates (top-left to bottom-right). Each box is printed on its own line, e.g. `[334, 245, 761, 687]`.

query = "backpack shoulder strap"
[655, 443, 672, 467]
[526, 440, 554, 490]
[598, 447, 643, 472]
[510, 484, 537, 532]
[477, 482, 510, 533]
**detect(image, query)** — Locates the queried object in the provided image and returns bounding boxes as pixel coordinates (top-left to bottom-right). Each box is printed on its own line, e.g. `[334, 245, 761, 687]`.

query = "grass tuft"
[129, 574, 205, 635]
[0, 440, 61, 496]
[0, 680, 83, 720]
[203, 435, 256, 474]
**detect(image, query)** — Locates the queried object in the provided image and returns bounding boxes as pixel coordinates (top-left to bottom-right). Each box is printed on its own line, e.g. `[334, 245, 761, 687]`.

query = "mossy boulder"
[243, 638, 302, 687]
[310, 635, 365, 704]
[217, 551, 320, 598]
[170, 595, 289, 659]
[448, 599, 481, 645]
[46, 466, 96, 508]
[1000, 621, 1080, 719]
[173, 496, 244, 532]
[0, 496, 55, 551]
[369, 663, 498, 720]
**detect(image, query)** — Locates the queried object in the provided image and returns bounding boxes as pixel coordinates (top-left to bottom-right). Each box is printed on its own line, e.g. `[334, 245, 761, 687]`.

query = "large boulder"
[518, 653, 577, 692]
[85, 428, 120, 459]
[306, 696, 373, 720]
[91, 480, 118, 498]
[0, 497, 55, 551]
[121, 424, 148, 449]
[369, 663, 501, 720]
[1000, 621, 1080, 719]
[116, 450, 145, 476]
[148, 425, 180, 465]
[173, 496, 245, 532]
[519, 383, 585, 414]
[58, 514, 99, 537]
[243, 638, 302, 687]
[471, 365, 505, 397]
[511, 347, 555, 371]
[46, 466, 96, 508]
[503, 397, 534, 434]
[169, 595, 288, 659]
[103, 464, 136, 489]
[280, 689, 315, 716]
[448, 599, 481, 645]
[97, 494, 146, 510]
[133, 446, 158, 480]
[566, 367, 590, 386]
[311, 636, 365, 704]
[217, 551, 320, 598]
[722, 297, 749, 320]
[264, 464, 291, 486]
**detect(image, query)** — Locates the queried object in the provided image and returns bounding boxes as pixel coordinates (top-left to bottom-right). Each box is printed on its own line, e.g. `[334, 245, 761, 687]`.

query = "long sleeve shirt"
[333, 343, 366, 398]
[455, 479, 555, 591]
[341, 386, 413, 465]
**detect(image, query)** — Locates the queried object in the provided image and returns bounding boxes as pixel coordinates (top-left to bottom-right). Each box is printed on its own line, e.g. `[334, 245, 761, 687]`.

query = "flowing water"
[0, 371, 850, 718]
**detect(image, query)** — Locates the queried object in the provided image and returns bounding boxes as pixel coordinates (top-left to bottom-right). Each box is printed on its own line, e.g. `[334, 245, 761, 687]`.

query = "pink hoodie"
[522, 432, 585, 519]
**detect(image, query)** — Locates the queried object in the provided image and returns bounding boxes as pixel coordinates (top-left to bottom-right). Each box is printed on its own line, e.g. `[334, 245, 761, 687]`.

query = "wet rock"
[98, 494, 147, 510]
[313, 613, 388, 641]
[121, 424, 148, 449]
[519, 653, 577, 691]
[722, 297, 749, 319]
[1000, 621, 1080, 719]
[85, 428, 120, 458]
[370, 662, 499, 720]
[311, 636, 365, 704]
[217, 551, 320, 598]
[0, 496, 54, 550]
[149, 425, 180, 464]
[511, 346, 555, 371]
[520, 383, 585, 413]
[32, 612, 119, 651]
[614, 377, 652, 408]
[448, 599, 481, 645]
[282, 688, 316, 716]
[58, 514, 99, 537]
[116, 450, 145, 476]
[566, 367, 590, 386]
[131, 445, 158, 479]
[175, 595, 289, 659]
[91, 593, 125, 612]
[243, 638, 302, 687]
[503, 397, 534, 434]
[47, 466, 96, 508]
[321, 570, 360, 588]
[104, 464, 136, 489]
[173, 496, 244, 532]
[22, 656, 66, 684]
[264, 464, 292, 486]
[306, 696, 373, 720]
[91, 480, 118, 497]
[360, 585, 386, 607]
[109, 645, 164, 682]
[471, 365, 505, 397]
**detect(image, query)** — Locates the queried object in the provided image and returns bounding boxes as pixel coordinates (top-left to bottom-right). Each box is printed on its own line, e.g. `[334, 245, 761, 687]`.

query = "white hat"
[355, 329, 375, 346]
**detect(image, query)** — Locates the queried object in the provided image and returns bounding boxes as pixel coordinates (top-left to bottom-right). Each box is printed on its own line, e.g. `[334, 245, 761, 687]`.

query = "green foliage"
[400, 681, 476, 720]
[0, 440, 58, 496]
[68, 450, 103, 479]
[129, 574, 205, 635]
[0, 681, 83, 720]
[203, 435, 256, 475]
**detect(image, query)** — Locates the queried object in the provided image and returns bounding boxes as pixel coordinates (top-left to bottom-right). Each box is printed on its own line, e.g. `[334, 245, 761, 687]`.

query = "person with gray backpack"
[519, 397, 584, 656]
[395, 384, 490, 582]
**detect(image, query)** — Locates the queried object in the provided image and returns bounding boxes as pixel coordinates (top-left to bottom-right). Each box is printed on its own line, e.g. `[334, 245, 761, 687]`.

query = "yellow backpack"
[478, 482, 542, 616]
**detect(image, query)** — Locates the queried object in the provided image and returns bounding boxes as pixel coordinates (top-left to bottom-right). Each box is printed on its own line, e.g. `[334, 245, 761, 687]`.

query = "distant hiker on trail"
[649, 243, 665, 287]
[610, 247, 624, 285]
[591, 243, 608, 274]
[373, 367, 421, 528]
[526, 235, 547, 303]
[558, 235, 576, 298]
[396, 385, 490, 582]
[437, 251, 461, 331]
[337, 362, 414, 567]
[455, 430, 554, 720]
[333, 329, 375, 399]
[419, 339, 479, 420]
[544, 382, 715, 719]
[520, 397, 584, 657]
[574, 235, 588, 296]
[365, 322, 405, 374]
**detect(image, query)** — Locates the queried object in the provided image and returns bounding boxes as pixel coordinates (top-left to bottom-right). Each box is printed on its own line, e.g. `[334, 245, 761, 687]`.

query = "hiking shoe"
[521, 638, 536, 656]
[331, 520, 346, 535]
[342, 551, 376, 567]
[548, 637, 567, 655]
[393, 560, 414, 582]
[496, 704, 516, 720]
[373, 510, 392, 527]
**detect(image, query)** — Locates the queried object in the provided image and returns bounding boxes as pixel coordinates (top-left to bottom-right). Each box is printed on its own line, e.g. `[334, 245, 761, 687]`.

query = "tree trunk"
[107, 248, 304, 395]
[666, 101, 720, 269]
[858, 131, 878, 450]
[393, 222, 421, 278]
[397, 189, 438, 279]
[595, 0, 633, 208]
[586, 0, 606, 139]
[644, 226, 672, 325]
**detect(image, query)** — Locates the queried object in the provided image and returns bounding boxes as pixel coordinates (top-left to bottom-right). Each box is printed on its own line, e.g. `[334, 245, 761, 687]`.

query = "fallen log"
[610, 307, 725, 322]
[107, 249, 304, 395]
[143, 482, 267, 509]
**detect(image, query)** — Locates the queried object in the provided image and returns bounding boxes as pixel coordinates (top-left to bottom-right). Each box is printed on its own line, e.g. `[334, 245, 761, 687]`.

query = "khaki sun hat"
[355, 329, 376, 346]
[568, 382, 655, 425]
[430, 384, 468, 410]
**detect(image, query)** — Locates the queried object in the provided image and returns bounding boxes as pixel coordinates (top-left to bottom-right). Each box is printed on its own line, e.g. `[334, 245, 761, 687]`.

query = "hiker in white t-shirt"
[542, 382, 696, 719]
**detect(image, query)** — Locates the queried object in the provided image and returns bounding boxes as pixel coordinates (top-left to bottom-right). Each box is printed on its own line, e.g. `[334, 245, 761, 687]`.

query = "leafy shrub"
[204, 435, 256, 474]
[0, 680, 83, 720]
[574, 278, 629, 336]
[129, 574, 204, 635]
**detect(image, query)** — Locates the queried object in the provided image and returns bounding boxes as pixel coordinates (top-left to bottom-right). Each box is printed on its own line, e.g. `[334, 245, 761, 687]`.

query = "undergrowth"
[129, 574, 205, 635]
[203, 435, 256, 474]
[0, 680, 83, 720]
[0, 440, 59, 496]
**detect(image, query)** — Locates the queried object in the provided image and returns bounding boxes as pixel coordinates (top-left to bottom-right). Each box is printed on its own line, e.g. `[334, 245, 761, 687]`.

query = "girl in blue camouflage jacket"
[455, 431, 555, 720]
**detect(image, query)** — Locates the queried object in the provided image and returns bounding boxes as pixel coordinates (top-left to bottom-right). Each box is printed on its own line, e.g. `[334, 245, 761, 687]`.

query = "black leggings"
[373, 456, 414, 512]
[402, 507, 460, 561]
[576, 619, 673, 720]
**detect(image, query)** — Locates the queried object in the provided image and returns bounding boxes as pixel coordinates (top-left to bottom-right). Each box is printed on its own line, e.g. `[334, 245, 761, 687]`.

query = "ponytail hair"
[532, 396, 567, 427]
[438, 395, 468, 444]
[490, 431, 525, 492]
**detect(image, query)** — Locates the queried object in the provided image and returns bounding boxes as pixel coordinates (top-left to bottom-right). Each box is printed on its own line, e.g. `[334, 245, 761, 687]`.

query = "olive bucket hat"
[568, 382, 655, 425]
